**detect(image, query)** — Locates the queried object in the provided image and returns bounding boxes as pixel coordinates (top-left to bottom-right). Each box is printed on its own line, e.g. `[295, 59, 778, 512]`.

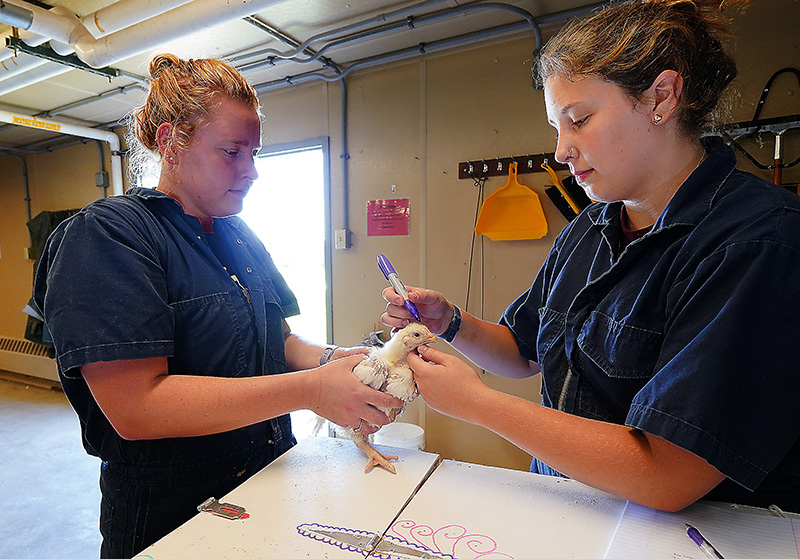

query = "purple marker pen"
[377, 254, 421, 322]
[684, 523, 726, 559]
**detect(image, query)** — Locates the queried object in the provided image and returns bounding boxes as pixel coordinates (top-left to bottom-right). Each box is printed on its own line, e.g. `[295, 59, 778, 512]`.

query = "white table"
[134, 436, 627, 558]
[395, 459, 625, 558]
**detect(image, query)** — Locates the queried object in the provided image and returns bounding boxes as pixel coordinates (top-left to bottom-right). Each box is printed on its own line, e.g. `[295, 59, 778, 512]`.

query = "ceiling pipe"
[22, 4, 79, 54]
[0, 62, 69, 96]
[0, 108, 123, 195]
[233, 0, 452, 63]
[243, 16, 343, 75]
[3, 0, 191, 64]
[1, 119, 117, 152]
[0, 0, 32, 29]
[0, 0, 279, 151]
[255, 20, 530, 91]
[43, 82, 146, 118]
[80, 0, 195, 40]
[0, 0, 289, 70]
[253, 2, 603, 92]
[0, 3, 78, 84]
[2, 0, 194, 42]
[0, 0, 76, 43]
[2, 0, 603, 156]
[260, 3, 540, 67]
[240, 2, 538, 75]
[73, 0, 288, 69]
[0, 53, 47, 82]
[1, 19, 50, 65]
[0, 80, 144, 136]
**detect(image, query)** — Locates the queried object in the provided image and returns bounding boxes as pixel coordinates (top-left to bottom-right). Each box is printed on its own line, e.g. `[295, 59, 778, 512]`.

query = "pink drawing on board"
[390, 519, 515, 559]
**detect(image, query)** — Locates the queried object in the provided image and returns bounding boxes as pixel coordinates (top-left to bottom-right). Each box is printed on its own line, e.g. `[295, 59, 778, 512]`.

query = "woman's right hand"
[308, 355, 401, 435]
[407, 344, 490, 423]
[381, 286, 453, 335]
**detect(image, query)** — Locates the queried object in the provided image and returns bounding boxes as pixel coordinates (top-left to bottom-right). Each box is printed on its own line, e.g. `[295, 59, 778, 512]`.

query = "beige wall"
[1, 0, 797, 471]
[1, 142, 113, 338]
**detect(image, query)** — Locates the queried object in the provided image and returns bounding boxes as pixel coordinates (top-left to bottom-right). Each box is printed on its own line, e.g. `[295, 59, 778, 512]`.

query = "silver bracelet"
[318, 345, 339, 366]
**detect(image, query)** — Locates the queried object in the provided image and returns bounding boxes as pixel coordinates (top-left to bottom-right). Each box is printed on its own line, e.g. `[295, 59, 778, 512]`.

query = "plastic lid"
[373, 422, 425, 449]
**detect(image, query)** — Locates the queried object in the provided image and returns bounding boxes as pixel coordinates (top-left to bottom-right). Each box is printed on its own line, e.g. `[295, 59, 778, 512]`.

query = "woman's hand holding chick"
[407, 344, 489, 424]
[309, 355, 402, 436]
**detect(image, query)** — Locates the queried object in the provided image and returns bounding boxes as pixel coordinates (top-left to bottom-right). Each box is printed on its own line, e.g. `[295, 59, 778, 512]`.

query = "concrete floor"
[0, 376, 101, 558]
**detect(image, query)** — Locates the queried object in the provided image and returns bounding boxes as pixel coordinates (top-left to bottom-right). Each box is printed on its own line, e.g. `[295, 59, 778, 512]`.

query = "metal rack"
[458, 153, 567, 180]
[716, 113, 800, 186]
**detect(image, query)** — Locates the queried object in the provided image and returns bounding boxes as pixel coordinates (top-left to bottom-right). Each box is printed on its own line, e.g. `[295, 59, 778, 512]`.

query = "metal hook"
[496, 157, 503, 172]
[481, 159, 488, 173]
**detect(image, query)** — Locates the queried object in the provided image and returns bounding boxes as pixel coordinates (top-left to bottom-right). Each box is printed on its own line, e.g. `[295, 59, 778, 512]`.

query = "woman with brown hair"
[34, 54, 400, 559]
[385, 0, 800, 513]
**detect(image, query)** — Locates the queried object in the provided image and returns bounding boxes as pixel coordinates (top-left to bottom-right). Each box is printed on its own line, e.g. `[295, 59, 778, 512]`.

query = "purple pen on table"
[684, 523, 726, 559]
[377, 254, 421, 322]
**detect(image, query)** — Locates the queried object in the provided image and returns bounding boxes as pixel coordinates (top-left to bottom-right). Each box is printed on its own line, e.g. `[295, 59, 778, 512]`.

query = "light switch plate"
[334, 229, 348, 250]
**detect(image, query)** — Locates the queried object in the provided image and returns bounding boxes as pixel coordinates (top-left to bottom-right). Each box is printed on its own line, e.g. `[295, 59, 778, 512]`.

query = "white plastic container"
[373, 422, 425, 450]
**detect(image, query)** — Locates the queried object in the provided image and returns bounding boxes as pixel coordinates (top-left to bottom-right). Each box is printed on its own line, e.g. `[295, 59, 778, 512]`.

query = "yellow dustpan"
[475, 162, 548, 240]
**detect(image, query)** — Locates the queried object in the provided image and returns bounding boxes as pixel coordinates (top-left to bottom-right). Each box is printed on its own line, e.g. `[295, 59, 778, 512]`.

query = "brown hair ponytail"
[536, 0, 751, 135]
[126, 54, 259, 178]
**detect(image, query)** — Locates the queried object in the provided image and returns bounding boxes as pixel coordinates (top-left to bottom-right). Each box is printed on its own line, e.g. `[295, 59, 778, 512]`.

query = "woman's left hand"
[407, 344, 490, 422]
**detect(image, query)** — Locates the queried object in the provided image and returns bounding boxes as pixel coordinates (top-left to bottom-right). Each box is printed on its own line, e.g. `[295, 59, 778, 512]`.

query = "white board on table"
[391, 460, 626, 559]
[135, 436, 440, 558]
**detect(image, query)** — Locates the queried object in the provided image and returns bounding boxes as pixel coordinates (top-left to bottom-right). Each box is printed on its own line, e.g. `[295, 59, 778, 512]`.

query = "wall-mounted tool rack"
[458, 153, 568, 180]
[716, 114, 800, 186]
[719, 113, 800, 137]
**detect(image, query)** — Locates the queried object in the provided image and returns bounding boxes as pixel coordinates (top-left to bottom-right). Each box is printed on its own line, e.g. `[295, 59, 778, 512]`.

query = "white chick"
[348, 322, 437, 474]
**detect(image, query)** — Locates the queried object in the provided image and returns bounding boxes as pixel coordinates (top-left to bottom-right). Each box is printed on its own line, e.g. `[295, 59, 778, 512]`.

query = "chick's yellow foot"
[363, 449, 399, 474]
[353, 434, 398, 474]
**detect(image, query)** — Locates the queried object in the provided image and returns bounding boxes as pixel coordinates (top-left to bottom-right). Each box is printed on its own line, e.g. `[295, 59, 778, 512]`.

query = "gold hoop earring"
[652, 113, 663, 125]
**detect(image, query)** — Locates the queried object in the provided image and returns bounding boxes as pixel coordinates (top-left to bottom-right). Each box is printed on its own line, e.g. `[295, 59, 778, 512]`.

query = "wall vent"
[0, 336, 58, 382]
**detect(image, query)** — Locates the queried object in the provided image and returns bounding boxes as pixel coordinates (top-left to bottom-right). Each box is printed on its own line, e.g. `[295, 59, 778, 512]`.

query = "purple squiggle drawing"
[296, 522, 455, 558]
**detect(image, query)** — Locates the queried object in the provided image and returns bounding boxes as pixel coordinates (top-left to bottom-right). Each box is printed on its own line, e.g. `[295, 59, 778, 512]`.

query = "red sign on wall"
[367, 198, 410, 236]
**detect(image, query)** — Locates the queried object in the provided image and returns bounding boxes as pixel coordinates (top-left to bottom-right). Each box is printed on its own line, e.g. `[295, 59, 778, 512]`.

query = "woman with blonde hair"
[385, 0, 800, 513]
[35, 54, 400, 559]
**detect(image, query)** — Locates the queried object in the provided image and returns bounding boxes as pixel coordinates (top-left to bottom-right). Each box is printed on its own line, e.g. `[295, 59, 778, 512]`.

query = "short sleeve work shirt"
[34, 187, 300, 466]
[502, 138, 800, 509]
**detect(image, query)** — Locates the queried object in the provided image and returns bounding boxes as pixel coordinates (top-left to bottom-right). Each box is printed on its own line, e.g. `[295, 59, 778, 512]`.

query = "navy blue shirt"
[502, 138, 800, 511]
[34, 187, 299, 468]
